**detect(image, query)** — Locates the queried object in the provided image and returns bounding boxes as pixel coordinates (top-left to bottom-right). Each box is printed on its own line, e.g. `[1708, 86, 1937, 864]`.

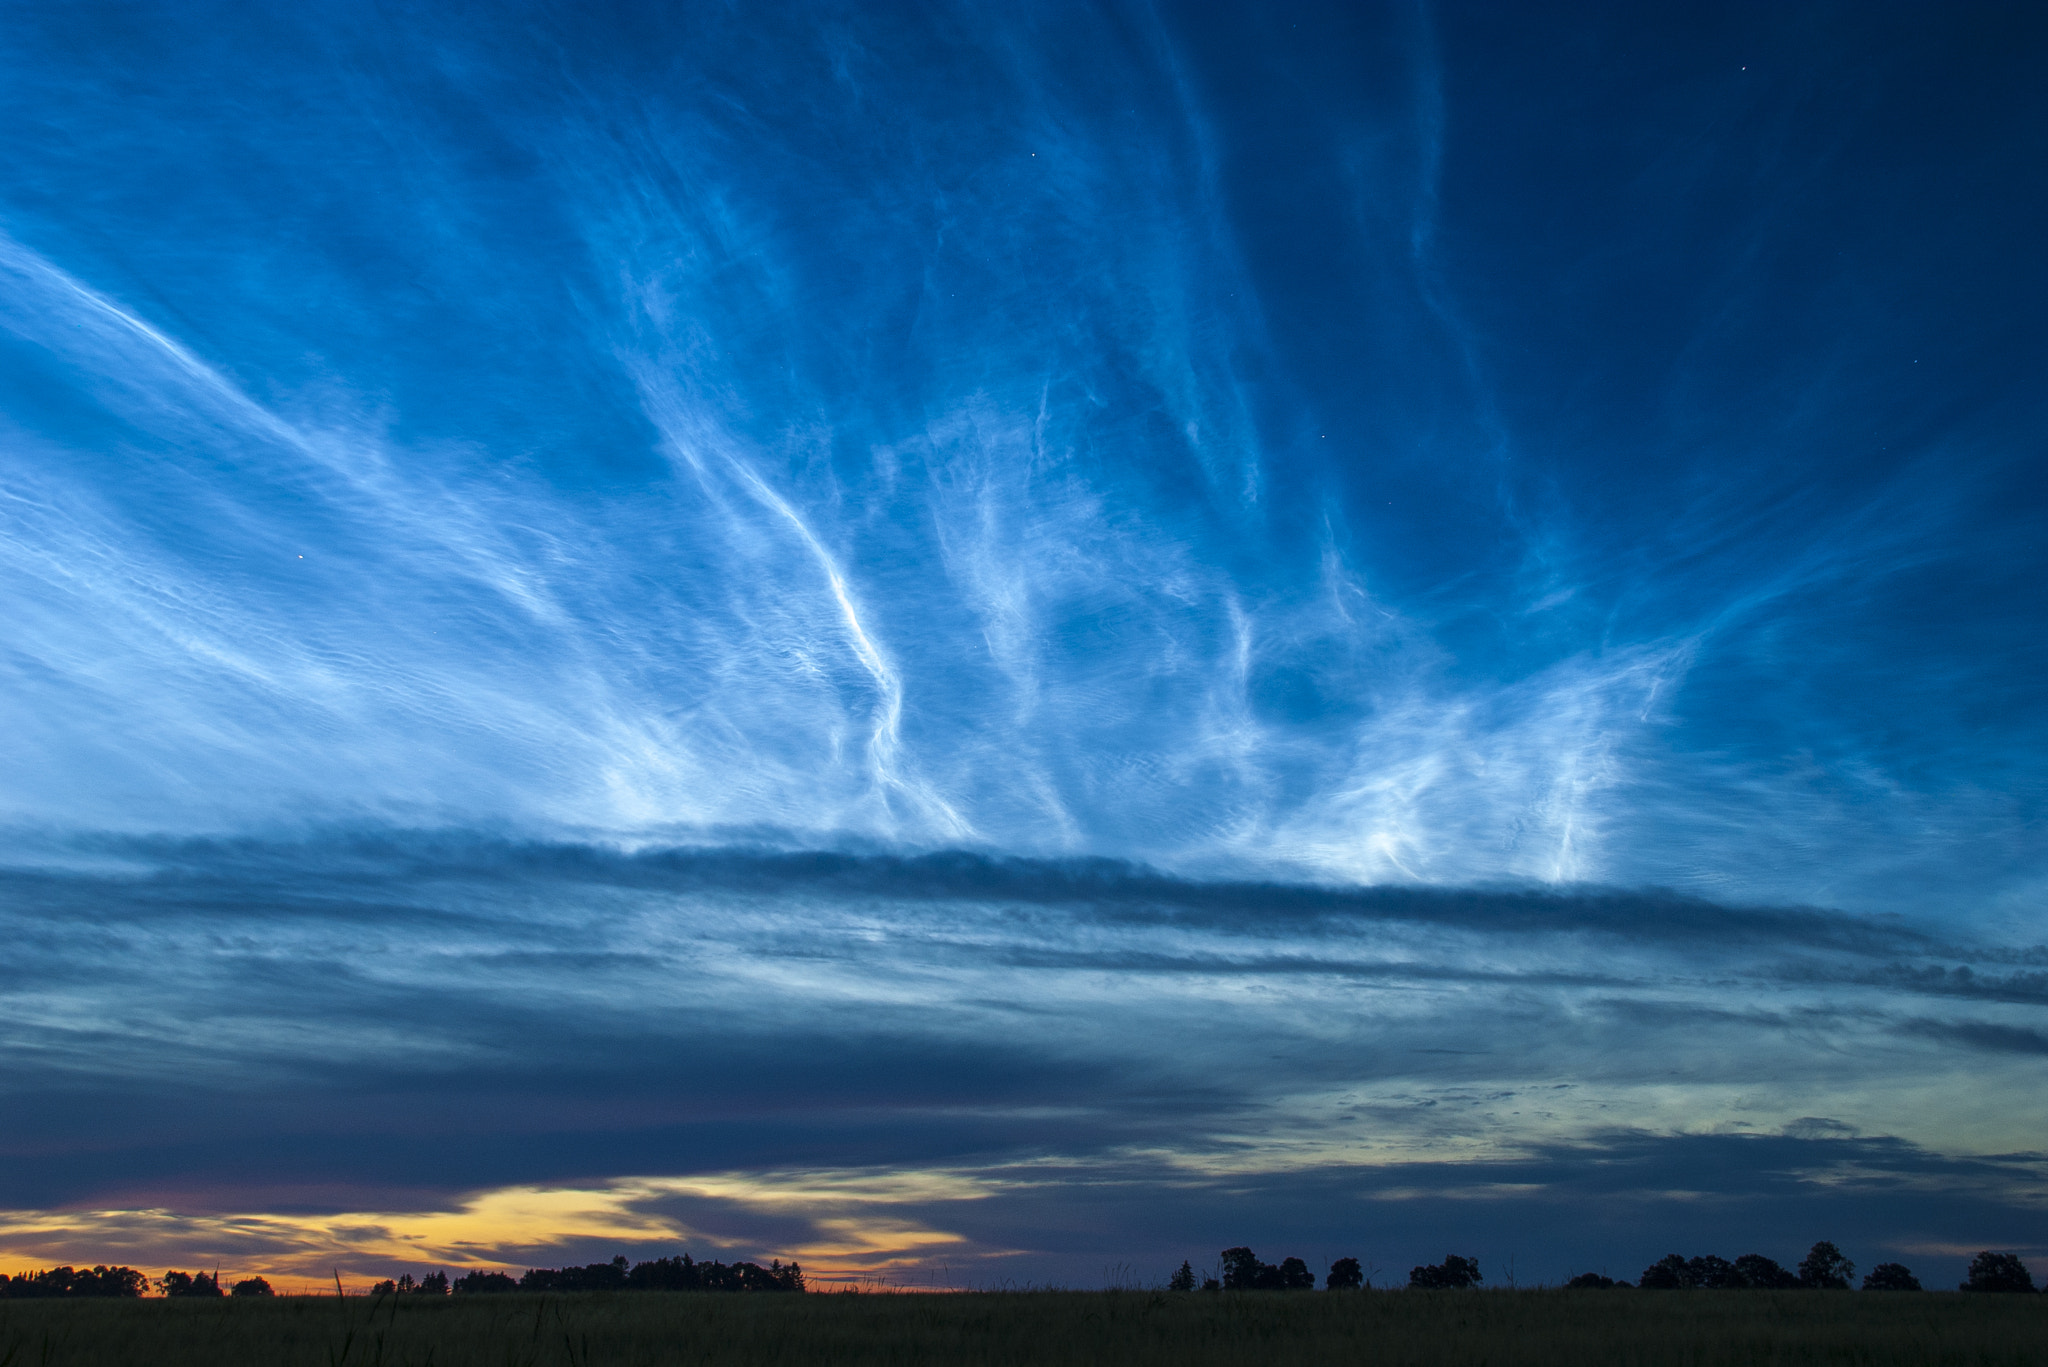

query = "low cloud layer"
[2, 833, 2043, 1285]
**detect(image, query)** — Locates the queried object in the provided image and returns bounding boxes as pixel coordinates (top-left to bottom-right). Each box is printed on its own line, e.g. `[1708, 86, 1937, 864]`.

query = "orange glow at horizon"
[0, 1168, 1009, 1294]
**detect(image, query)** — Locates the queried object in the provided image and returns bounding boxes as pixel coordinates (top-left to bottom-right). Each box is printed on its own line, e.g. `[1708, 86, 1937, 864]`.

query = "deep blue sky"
[1, 0, 2045, 1289]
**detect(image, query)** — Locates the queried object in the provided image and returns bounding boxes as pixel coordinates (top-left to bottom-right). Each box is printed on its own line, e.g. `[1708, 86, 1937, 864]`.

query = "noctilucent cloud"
[2, 1, 2045, 1289]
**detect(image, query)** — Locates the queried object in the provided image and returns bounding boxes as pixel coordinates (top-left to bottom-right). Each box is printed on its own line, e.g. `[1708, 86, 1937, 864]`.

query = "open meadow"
[1, 1290, 2043, 1367]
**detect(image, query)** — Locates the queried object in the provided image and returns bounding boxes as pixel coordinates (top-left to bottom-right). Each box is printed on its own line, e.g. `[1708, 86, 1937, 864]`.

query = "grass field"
[1, 1289, 2042, 1366]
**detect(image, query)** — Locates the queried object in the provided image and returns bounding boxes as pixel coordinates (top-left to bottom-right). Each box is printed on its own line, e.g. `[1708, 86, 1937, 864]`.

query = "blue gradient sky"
[2, 0, 2045, 1288]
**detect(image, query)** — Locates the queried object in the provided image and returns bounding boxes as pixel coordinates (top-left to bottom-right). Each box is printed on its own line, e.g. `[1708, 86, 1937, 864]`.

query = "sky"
[1, 0, 2045, 1291]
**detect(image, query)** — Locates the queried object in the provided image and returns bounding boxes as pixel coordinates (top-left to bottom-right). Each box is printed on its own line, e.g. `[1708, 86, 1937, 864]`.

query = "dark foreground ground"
[1, 1290, 2043, 1366]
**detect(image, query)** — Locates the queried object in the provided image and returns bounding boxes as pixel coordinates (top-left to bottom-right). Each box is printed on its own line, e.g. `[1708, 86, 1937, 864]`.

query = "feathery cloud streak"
[0, 2, 2041, 907]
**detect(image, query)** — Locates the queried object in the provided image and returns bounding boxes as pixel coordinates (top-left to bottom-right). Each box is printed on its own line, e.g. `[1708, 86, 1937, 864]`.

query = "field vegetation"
[0, 1287, 2044, 1366]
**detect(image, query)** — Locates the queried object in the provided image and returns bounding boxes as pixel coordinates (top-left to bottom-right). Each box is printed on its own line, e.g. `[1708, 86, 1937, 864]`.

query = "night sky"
[3, 1, 2046, 1290]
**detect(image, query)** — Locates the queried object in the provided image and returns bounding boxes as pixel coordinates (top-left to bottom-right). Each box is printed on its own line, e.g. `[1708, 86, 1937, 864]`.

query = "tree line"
[0, 1268, 273, 1298]
[376, 1254, 805, 1295]
[4, 1247, 2038, 1297]
[1161, 1245, 2041, 1293]
[0, 1252, 801, 1299]
[1165, 1249, 1370, 1292]
[1568, 1244, 2039, 1294]
[1165, 1249, 1486, 1292]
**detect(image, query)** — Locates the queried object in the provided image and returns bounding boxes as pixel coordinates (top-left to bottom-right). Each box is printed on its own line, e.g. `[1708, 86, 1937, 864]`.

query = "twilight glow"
[2, 0, 2045, 1290]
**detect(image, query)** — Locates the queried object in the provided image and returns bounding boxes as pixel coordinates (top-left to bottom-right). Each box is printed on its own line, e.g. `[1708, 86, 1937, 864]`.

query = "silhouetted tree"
[452, 1270, 519, 1294]
[1798, 1241, 1854, 1289]
[621, 1253, 803, 1293]
[1219, 1247, 1266, 1289]
[1861, 1262, 1921, 1291]
[1168, 1261, 1196, 1292]
[1687, 1255, 1743, 1290]
[1565, 1273, 1622, 1289]
[626, 1255, 699, 1290]
[372, 1272, 449, 1295]
[101, 1266, 151, 1297]
[1733, 1254, 1800, 1289]
[510, 1252, 803, 1294]
[521, 1256, 629, 1292]
[747, 1260, 805, 1293]
[1637, 1254, 1691, 1289]
[157, 1271, 223, 1298]
[231, 1276, 274, 1297]
[1641, 1251, 1810, 1290]
[375, 1271, 451, 1295]
[1326, 1257, 1363, 1290]
[0, 1266, 146, 1298]
[1408, 1255, 1482, 1289]
[1200, 1276, 1221, 1292]
[1214, 1248, 1313, 1290]
[1960, 1252, 2035, 1293]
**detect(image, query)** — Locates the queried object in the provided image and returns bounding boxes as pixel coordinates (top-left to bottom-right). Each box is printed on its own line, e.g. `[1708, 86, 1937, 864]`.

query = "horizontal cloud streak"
[3, 834, 2044, 1252]
[3, 1131, 2043, 1292]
